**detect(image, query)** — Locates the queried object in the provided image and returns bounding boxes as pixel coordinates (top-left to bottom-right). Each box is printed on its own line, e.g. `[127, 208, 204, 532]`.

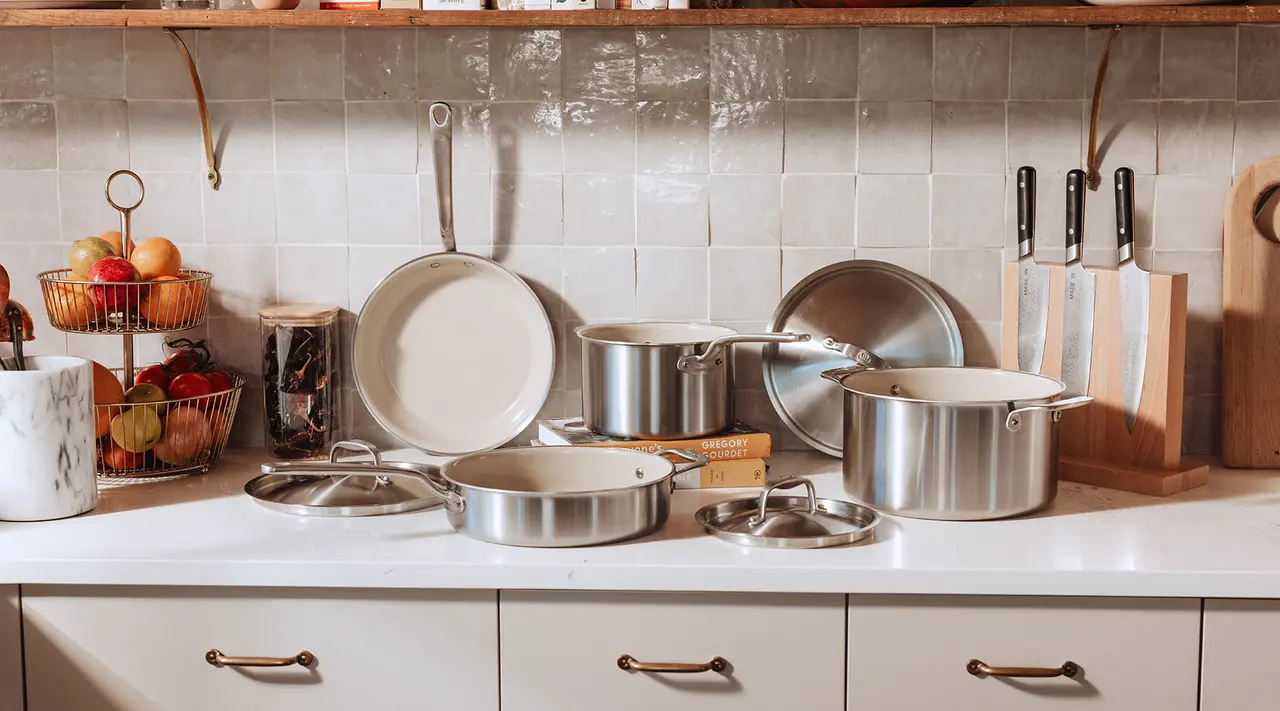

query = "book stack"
[534, 418, 770, 489]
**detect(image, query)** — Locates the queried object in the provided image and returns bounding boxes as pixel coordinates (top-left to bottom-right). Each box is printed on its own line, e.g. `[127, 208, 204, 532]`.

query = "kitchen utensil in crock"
[248, 441, 442, 517]
[1, 300, 35, 372]
[763, 260, 963, 457]
[822, 366, 1090, 520]
[695, 477, 880, 549]
[576, 322, 809, 440]
[352, 102, 555, 456]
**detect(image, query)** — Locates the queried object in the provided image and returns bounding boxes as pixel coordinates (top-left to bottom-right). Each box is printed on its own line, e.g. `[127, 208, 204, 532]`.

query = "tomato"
[135, 364, 170, 392]
[204, 370, 233, 394]
[168, 372, 212, 401]
[164, 350, 200, 376]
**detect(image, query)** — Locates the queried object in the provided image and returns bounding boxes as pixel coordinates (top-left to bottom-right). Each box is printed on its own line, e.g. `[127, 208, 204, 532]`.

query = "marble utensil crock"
[0, 356, 97, 522]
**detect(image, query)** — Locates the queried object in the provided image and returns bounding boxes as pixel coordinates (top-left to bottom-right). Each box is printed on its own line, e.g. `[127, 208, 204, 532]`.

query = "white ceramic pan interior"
[442, 447, 677, 494]
[838, 367, 1065, 404]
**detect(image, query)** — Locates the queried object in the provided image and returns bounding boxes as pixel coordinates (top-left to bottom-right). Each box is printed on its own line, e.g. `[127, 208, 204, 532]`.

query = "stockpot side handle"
[1005, 396, 1093, 432]
[820, 364, 876, 385]
[677, 333, 811, 375]
[654, 449, 710, 476]
[749, 477, 817, 525]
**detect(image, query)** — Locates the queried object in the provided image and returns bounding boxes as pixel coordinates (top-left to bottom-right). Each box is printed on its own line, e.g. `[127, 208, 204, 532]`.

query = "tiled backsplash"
[0, 24, 1252, 453]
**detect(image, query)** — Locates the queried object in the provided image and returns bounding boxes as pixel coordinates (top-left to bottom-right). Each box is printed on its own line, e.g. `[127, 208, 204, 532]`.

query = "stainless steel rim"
[829, 366, 1068, 406]
[574, 321, 738, 347]
[695, 496, 880, 549]
[438, 447, 683, 497]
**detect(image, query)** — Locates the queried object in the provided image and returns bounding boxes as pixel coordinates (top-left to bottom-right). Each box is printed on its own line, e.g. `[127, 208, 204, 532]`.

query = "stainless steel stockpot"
[419, 446, 708, 547]
[576, 322, 808, 440]
[821, 366, 1091, 521]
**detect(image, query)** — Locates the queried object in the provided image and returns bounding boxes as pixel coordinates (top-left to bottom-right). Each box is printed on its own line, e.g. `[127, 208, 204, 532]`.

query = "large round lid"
[763, 260, 963, 456]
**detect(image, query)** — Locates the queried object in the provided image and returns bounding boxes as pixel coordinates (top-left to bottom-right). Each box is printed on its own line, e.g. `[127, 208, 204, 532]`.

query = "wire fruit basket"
[37, 269, 212, 334]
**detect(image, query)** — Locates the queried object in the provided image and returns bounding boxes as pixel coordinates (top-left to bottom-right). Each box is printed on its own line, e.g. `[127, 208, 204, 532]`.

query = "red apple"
[88, 256, 141, 313]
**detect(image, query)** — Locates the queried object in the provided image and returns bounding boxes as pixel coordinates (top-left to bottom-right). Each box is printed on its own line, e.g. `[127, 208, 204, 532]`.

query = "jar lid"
[259, 303, 340, 326]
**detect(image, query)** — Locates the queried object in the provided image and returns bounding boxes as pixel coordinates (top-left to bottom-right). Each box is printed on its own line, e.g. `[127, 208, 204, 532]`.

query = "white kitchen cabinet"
[22, 585, 498, 711]
[1201, 599, 1280, 710]
[0, 586, 21, 711]
[847, 595, 1200, 710]
[500, 591, 845, 711]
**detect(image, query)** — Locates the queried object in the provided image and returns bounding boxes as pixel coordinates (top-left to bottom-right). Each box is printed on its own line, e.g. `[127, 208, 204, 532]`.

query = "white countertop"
[2, 449, 1279, 598]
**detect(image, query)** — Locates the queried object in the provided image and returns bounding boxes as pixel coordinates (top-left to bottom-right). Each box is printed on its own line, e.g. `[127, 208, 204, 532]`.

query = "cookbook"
[535, 417, 771, 461]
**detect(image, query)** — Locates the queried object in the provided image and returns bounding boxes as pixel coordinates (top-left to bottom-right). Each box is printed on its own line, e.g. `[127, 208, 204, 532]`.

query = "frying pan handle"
[677, 333, 810, 375]
[429, 102, 457, 254]
[1005, 395, 1093, 432]
[655, 449, 710, 476]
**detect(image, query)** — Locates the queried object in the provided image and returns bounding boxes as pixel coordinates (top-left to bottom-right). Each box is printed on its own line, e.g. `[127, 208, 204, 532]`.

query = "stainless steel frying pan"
[352, 102, 556, 456]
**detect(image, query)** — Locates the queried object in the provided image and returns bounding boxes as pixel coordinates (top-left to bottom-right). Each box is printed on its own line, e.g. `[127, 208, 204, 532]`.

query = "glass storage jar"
[260, 304, 341, 460]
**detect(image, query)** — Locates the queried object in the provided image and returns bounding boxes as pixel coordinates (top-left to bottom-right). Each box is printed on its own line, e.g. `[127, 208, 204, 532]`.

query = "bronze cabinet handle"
[617, 654, 728, 674]
[967, 659, 1079, 678]
[205, 649, 315, 668]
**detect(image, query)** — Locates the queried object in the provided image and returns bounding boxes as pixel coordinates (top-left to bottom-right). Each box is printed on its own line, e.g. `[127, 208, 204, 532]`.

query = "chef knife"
[1015, 166, 1050, 374]
[1115, 167, 1149, 431]
[1061, 169, 1095, 398]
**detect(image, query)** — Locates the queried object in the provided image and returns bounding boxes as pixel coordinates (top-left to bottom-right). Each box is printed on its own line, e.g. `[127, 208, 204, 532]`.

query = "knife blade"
[1061, 169, 1095, 398]
[1015, 166, 1050, 374]
[1115, 167, 1149, 431]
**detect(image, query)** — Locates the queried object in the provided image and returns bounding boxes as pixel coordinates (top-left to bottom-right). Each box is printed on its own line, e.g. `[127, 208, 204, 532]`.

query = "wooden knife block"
[1001, 262, 1209, 496]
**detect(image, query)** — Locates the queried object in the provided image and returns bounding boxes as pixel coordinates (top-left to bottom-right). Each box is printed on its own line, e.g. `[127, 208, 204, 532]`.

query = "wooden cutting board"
[1223, 157, 1280, 468]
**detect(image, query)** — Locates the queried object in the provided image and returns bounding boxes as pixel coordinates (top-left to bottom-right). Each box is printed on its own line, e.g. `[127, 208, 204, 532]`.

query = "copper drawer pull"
[205, 649, 315, 668]
[967, 659, 1079, 678]
[617, 654, 728, 674]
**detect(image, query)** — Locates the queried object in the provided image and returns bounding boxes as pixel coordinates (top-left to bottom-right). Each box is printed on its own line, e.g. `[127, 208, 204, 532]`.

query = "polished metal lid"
[246, 440, 443, 517]
[695, 478, 879, 549]
[763, 260, 964, 456]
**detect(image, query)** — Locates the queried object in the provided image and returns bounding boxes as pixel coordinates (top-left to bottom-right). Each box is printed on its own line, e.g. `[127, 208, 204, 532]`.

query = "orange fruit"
[98, 231, 135, 258]
[129, 238, 182, 280]
[43, 282, 99, 329]
[94, 407, 114, 439]
[91, 361, 125, 405]
[139, 276, 201, 328]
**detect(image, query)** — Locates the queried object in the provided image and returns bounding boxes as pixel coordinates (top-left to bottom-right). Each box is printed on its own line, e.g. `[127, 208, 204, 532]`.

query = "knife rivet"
[1120, 228, 1127, 235]
[1069, 185, 1075, 192]
[1069, 229, 1074, 235]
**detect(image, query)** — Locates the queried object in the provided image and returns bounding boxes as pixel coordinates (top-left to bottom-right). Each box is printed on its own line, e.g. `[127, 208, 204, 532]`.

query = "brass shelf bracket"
[1085, 24, 1122, 191]
[164, 28, 221, 191]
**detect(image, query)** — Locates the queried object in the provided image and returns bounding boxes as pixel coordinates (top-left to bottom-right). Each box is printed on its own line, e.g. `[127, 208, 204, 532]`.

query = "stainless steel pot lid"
[246, 441, 443, 517]
[763, 260, 964, 456]
[695, 478, 879, 549]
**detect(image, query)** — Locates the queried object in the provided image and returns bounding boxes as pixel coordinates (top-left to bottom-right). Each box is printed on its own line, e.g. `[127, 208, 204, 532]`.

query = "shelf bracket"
[164, 28, 221, 191]
[1085, 24, 1122, 191]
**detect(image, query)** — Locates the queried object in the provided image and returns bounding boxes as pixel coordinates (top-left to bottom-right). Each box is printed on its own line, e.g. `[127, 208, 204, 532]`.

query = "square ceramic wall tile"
[636, 247, 708, 320]
[0, 102, 55, 170]
[1234, 102, 1280, 174]
[59, 171, 118, 241]
[349, 246, 423, 311]
[276, 173, 347, 245]
[125, 28, 197, 100]
[1238, 26, 1280, 100]
[271, 28, 344, 101]
[344, 28, 416, 101]
[857, 102, 931, 174]
[1180, 321, 1222, 397]
[636, 100, 710, 174]
[500, 246, 568, 321]
[959, 321, 1000, 368]
[562, 247, 636, 320]
[1087, 25, 1160, 101]
[637, 28, 710, 100]
[780, 247, 858, 292]
[0, 171, 59, 243]
[1183, 394, 1221, 455]
[709, 248, 781, 321]
[1155, 249, 1223, 321]
[782, 174, 855, 247]
[492, 174, 562, 246]
[783, 100, 857, 174]
[934, 27, 1010, 101]
[855, 247, 929, 277]
[347, 101, 419, 174]
[1007, 101, 1083, 175]
[1157, 101, 1234, 176]
[932, 174, 1005, 248]
[710, 29, 784, 102]
[928, 248, 1002, 321]
[278, 245, 349, 307]
[196, 29, 271, 101]
[347, 174, 419, 245]
[932, 102, 1006, 175]
[53, 28, 123, 99]
[783, 28, 858, 99]
[562, 29, 636, 101]
[710, 175, 782, 247]
[489, 29, 561, 101]
[1154, 175, 1232, 250]
[203, 172, 276, 245]
[1009, 27, 1084, 100]
[55, 99, 127, 171]
[274, 101, 346, 172]
[1085, 100, 1157, 175]
[0, 28, 53, 100]
[859, 27, 933, 102]
[710, 101, 783, 174]
[564, 174, 635, 247]
[857, 175, 929, 248]
[563, 100, 635, 174]
[207, 100, 275, 173]
[131, 172, 203, 243]
[1162, 26, 1236, 100]
[636, 175, 709, 247]
[417, 28, 490, 101]
[127, 101, 202, 173]
[420, 173, 492, 248]
[489, 101, 563, 174]
[207, 245, 277, 317]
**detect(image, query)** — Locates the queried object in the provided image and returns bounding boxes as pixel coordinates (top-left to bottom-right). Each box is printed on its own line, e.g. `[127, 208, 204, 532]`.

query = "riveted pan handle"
[1005, 396, 1093, 432]
[429, 102, 456, 254]
[677, 333, 810, 375]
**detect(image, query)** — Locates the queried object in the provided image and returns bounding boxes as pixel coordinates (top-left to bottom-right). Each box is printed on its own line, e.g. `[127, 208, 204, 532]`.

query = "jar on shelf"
[260, 304, 341, 460]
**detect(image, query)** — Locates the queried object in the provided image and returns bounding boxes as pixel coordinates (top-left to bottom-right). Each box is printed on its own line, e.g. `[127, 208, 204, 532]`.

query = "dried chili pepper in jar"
[260, 304, 340, 459]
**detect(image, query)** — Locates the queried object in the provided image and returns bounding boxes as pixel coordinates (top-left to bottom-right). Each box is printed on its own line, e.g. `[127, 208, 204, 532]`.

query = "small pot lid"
[246, 441, 443, 517]
[695, 478, 879, 549]
[763, 260, 964, 457]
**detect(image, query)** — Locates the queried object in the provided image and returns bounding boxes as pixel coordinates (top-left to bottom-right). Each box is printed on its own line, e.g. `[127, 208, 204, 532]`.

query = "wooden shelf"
[3, 5, 1280, 28]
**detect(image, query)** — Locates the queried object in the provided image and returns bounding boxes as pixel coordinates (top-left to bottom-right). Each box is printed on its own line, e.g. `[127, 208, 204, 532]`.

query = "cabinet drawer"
[0, 586, 20, 711]
[500, 591, 844, 711]
[23, 586, 498, 711]
[847, 595, 1199, 711]
[1202, 599, 1280, 711]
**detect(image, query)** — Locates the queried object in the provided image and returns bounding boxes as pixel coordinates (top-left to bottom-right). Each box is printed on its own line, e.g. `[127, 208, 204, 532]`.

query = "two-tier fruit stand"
[36, 170, 244, 481]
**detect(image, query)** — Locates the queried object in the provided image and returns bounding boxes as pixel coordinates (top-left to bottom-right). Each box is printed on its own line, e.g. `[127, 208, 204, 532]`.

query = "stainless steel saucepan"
[576, 322, 809, 440]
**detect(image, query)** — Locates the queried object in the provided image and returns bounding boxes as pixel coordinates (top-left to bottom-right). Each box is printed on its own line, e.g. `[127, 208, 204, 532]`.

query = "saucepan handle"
[653, 449, 709, 493]
[677, 333, 810, 375]
[1005, 396, 1093, 432]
